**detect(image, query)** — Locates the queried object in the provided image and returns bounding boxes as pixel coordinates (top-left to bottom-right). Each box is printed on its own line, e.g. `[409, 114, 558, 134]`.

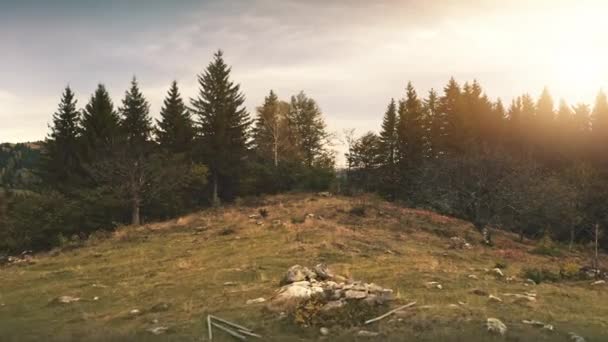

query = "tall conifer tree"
[42, 86, 82, 187]
[156, 81, 195, 154]
[190, 50, 251, 204]
[81, 84, 121, 161]
[379, 98, 398, 166]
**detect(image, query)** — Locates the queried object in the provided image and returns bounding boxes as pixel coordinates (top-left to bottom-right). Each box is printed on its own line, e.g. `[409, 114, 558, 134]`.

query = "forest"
[1, 50, 607, 255]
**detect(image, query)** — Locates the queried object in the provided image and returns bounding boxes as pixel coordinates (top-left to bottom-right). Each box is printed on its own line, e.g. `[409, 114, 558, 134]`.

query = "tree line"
[0, 51, 334, 252]
[346, 79, 608, 250]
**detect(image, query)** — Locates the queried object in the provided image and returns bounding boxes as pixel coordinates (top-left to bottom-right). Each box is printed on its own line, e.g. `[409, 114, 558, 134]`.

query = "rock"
[313, 263, 334, 280]
[568, 332, 586, 342]
[449, 236, 472, 249]
[150, 302, 171, 312]
[223, 281, 238, 286]
[543, 324, 554, 331]
[322, 300, 346, 311]
[317, 192, 332, 197]
[147, 326, 169, 335]
[490, 268, 504, 277]
[50, 296, 81, 305]
[425, 281, 442, 289]
[468, 274, 478, 280]
[344, 290, 367, 299]
[525, 278, 537, 285]
[246, 297, 266, 305]
[488, 295, 503, 303]
[505, 293, 536, 302]
[357, 330, 380, 337]
[281, 265, 316, 285]
[93, 296, 99, 301]
[591, 280, 605, 286]
[333, 275, 348, 283]
[256, 221, 264, 225]
[320, 327, 330, 336]
[470, 288, 489, 296]
[486, 318, 507, 335]
[248, 214, 260, 219]
[129, 309, 141, 316]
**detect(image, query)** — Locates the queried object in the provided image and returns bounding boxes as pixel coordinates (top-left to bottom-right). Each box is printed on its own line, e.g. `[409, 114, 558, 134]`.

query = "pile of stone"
[268, 264, 394, 312]
[0, 251, 35, 266]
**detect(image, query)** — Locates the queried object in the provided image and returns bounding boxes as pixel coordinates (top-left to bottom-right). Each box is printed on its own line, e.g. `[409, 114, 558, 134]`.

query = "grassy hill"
[0, 193, 606, 341]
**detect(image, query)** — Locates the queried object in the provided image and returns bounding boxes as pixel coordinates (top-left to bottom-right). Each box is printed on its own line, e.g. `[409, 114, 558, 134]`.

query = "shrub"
[349, 205, 366, 217]
[291, 215, 306, 224]
[560, 262, 581, 280]
[522, 267, 560, 284]
[530, 245, 563, 257]
[259, 208, 269, 218]
[494, 261, 508, 269]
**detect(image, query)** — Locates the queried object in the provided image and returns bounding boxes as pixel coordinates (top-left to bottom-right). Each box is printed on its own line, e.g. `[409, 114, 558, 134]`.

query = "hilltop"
[0, 193, 606, 341]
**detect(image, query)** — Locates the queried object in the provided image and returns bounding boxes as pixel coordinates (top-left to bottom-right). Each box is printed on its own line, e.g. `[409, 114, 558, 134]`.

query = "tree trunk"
[569, 227, 575, 251]
[212, 173, 220, 207]
[131, 196, 140, 226]
[273, 121, 279, 167]
[594, 223, 600, 268]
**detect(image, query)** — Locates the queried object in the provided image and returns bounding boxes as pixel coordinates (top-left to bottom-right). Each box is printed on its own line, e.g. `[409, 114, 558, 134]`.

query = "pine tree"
[536, 87, 555, 122]
[42, 86, 82, 187]
[253, 90, 291, 167]
[378, 98, 398, 166]
[438, 78, 463, 155]
[287, 91, 329, 168]
[118, 77, 153, 225]
[425, 89, 444, 158]
[81, 84, 121, 162]
[397, 82, 426, 166]
[592, 90, 608, 151]
[156, 81, 195, 155]
[190, 50, 251, 204]
[120, 77, 152, 148]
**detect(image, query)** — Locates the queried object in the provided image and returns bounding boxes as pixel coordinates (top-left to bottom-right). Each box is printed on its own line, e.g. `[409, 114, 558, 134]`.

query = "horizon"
[2, 0, 608, 165]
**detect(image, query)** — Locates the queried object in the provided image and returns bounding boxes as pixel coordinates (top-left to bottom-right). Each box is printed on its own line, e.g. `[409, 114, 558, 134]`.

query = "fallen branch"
[211, 322, 246, 340]
[206, 314, 262, 340]
[364, 301, 417, 325]
[209, 314, 254, 332]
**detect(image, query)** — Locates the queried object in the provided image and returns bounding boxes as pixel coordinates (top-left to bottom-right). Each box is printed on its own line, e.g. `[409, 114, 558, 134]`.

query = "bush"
[530, 245, 563, 257]
[291, 215, 306, 224]
[560, 262, 581, 280]
[494, 261, 508, 269]
[522, 267, 560, 284]
[349, 205, 366, 217]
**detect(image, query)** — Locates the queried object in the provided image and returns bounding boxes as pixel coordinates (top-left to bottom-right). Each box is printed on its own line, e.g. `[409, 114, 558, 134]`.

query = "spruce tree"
[425, 89, 445, 158]
[397, 82, 426, 166]
[190, 50, 251, 204]
[438, 78, 462, 155]
[42, 86, 82, 187]
[116, 77, 153, 225]
[378, 98, 398, 166]
[592, 90, 608, 151]
[81, 84, 121, 161]
[156, 81, 195, 154]
[120, 77, 152, 147]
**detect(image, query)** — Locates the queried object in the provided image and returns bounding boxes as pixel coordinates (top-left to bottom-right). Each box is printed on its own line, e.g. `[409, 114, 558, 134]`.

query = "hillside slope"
[0, 193, 606, 341]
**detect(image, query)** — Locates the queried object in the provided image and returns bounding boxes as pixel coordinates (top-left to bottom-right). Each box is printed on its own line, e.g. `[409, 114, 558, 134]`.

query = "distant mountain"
[0, 142, 42, 190]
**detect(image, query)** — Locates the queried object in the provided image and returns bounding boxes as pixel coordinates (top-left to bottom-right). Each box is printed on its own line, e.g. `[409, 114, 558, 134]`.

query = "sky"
[1, 0, 607, 165]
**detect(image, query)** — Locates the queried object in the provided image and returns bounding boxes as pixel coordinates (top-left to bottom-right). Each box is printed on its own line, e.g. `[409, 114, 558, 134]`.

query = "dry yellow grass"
[0, 193, 606, 341]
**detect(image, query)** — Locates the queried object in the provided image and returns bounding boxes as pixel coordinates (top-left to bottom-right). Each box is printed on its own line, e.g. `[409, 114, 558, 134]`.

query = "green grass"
[0, 193, 606, 341]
